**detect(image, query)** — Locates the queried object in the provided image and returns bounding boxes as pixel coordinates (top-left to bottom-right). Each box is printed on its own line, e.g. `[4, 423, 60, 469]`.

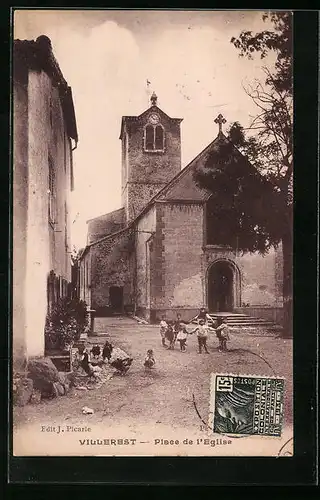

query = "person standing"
[215, 318, 230, 352]
[189, 319, 215, 354]
[159, 315, 168, 347]
[173, 313, 183, 342]
[176, 325, 192, 352]
[165, 321, 175, 350]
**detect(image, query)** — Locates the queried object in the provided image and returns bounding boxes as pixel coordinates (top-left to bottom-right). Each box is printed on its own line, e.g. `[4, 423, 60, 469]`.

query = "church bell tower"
[120, 92, 183, 223]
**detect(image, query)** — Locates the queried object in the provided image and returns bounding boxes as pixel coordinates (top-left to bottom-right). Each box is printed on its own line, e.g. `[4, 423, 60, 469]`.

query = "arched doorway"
[109, 286, 124, 313]
[207, 261, 236, 312]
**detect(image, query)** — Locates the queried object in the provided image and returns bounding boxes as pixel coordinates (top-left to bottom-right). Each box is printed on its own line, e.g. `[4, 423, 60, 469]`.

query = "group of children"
[159, 308, 230, 354]
[79, 308, 230, 376]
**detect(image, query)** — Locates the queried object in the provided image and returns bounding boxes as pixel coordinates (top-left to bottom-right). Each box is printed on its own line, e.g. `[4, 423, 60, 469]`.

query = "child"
[215, 318, 230, 352]
[173, 313, 183, 342]
[191, 307, 212, 325]
[189, 319, 215, 354]
[165, 321, 175, 350]
[159, 315, 168, 347]
[176, 324, 192, 352]
[144, 349, 156, 369]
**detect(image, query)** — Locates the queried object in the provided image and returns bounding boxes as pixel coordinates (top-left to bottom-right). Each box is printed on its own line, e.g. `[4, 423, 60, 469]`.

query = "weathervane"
[214, 113, 226, 134]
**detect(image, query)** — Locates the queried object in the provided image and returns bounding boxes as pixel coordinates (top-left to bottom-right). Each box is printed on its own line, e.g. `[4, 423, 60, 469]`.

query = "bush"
[45, 297, 89, 351]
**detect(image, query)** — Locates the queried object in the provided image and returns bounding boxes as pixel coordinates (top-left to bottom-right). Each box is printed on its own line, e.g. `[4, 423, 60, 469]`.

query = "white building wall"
[13, 67, 74, 362]
[24, 71, 51, 358]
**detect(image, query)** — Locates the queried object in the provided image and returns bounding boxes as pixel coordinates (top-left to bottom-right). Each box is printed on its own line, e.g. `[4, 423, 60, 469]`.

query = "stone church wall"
[135, 206, 156, 319]
[122, 112, 182, 222]
[142, 202, 283, 323]
[125, 182, 166, 221]
[90, 229, 135, 315]
[237, 247, 283, 307]
[126, 116, 181, 184]
[153, 202, 205, 321]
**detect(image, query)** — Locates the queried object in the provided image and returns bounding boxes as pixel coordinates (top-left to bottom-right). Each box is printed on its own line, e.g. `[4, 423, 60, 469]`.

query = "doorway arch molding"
[205, 258, 242, 311]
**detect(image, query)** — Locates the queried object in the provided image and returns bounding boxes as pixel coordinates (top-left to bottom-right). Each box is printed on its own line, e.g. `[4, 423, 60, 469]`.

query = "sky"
[14, 9, 276, 250]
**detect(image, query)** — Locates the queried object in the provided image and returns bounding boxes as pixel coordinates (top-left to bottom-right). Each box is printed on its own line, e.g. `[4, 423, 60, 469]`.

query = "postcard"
[12, 9, 293, 457]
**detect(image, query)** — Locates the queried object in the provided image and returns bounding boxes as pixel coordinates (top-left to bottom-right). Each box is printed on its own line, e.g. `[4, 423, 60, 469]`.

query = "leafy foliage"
[230, 13, 293, 203]
[195, 11, 292, 251]
[231, 12, 292, 94]
[200, 141, 284, 254]
[45, 296, 89, 351]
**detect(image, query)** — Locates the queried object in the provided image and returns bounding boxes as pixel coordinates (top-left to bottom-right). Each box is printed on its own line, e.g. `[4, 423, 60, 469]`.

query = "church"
[79, 93, 283, 324]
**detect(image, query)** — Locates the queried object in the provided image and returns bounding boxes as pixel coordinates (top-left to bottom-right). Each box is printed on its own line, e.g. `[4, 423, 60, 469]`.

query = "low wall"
[148, 308, 199, 324]
[234, 306, 284, 325]
[95, 307, 284, 326]
[93, 305, 134, 317]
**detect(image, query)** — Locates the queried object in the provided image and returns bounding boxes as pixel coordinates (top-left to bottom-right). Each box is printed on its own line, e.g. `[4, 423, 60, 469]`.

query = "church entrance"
[109, 286, 124, 313]
[207, 261, 234, 312]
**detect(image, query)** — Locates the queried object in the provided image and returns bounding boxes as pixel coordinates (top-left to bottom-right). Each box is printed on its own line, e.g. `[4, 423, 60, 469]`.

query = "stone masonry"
[120, 102, 182, 223]
[80, 98, 284, 325]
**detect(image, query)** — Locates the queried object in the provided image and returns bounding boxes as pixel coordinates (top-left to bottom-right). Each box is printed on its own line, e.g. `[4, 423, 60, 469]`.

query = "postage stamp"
[210, 374, 285, 437]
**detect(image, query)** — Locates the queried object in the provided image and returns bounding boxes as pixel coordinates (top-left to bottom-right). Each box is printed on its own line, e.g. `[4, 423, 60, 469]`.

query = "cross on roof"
[214, 113, 226, 134]
[150, 91, 158, 106]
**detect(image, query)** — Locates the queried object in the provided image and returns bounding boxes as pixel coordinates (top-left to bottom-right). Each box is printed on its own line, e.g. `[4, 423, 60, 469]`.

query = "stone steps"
[192, 312, 283, 332]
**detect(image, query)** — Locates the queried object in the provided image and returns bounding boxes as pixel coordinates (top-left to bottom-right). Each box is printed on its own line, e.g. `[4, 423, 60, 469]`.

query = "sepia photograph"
[12, 9, 293, 457]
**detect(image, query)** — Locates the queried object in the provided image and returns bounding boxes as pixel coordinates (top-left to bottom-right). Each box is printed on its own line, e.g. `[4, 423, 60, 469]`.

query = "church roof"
[80, 130, 252, 257]
[86, 207, 126, 245]
[133, 131, 249, 216]
[153, 132, 234, 203]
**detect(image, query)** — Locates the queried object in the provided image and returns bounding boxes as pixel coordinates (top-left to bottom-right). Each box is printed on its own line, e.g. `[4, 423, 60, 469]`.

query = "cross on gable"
[214, 113, 226, 134]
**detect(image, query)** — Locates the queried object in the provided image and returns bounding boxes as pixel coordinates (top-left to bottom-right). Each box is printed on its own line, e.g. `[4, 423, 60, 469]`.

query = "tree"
[194, 12, 293, 337]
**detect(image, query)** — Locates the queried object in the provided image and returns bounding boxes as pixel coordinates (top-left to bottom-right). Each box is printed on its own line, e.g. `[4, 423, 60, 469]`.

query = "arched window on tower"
[145, 125, 154, 151]
[155, 125, 164, 150]
[144, 124, 165, 152]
